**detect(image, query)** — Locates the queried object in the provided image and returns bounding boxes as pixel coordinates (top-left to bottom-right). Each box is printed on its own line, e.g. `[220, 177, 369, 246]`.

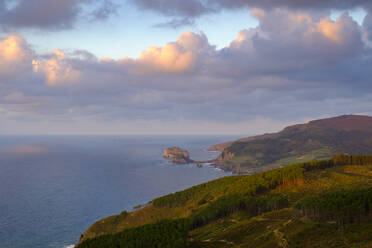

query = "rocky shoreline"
[163, 146, 283, 174]
[163, 146, 248, 173]
[163, 147, 213, 168]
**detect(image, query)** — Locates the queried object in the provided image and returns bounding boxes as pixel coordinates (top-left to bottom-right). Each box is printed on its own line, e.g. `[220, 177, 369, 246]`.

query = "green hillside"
[213, 115, 372, 173]
[77, 155, 372, 248]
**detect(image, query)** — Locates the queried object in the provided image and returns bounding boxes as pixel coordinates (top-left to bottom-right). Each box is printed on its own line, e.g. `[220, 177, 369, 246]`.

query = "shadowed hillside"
[211, 115, 372, 173]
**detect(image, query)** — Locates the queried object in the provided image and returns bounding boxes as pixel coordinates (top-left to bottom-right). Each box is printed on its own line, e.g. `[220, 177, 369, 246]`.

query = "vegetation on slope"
[77, 219, 189, 248]
[294, 187, 372, 226]
[77, 155, 372, 248]
[213, 115, 372, 173]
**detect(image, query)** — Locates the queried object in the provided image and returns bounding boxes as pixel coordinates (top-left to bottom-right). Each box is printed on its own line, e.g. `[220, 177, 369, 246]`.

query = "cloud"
[91, 0, 119, 20]
[0, 8, 372, 134]
[153, 17, 195, 29]
[132, 0, 212, 17]
[363, 12, 372, 41]
[130, 0, 372, 21]
[34, 49, 81, 86]
[0, 0, 117, 30]
[209, 8, 363, 81]
[130, 0, 214, 27]
[0, 34, 34, 76]
[120, 31, 213, 74]
[0, 34, 28, 61]
[209, 0, 372, 11]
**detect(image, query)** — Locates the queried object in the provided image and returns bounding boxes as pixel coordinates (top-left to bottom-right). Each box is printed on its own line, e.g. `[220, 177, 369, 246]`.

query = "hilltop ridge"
[210, 115, 372, 152]
[210, 115, 372, 173]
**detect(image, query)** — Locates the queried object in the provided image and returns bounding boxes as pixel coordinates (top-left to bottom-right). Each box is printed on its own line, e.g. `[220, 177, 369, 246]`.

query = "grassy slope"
[188, 164, 372, 247]
[79, 156, 372, 248]
[218, 125, 372, 173]
[188, 209, 372, 248]
[81, 175, 246, 241]
[211, 115, 372, 173]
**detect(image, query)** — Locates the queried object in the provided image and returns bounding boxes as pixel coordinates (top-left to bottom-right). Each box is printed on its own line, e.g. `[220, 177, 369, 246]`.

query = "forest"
[295, 187, 372, 226]
[77, 155, 372, 248]
[76, 219, 189, 248]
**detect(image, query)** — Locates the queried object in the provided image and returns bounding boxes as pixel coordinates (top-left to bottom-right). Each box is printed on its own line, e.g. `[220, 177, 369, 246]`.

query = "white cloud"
[120, 31, 212, 75]
[0, 34, 33, 76]
[35, 49, 81, 86]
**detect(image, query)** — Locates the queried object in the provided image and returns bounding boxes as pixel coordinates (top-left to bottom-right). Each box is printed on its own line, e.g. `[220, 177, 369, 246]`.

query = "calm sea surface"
[0, 135, 236, 248]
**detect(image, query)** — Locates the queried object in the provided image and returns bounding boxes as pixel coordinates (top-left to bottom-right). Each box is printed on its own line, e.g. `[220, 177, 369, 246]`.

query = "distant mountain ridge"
[211, 115, 372, 173]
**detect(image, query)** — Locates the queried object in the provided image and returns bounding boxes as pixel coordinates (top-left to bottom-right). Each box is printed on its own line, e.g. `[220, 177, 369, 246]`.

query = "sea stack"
[163, 147, 192, 164]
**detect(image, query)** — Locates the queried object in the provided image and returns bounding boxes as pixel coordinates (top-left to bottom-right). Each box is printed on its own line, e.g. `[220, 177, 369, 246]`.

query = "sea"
[0, 135, 237, 248]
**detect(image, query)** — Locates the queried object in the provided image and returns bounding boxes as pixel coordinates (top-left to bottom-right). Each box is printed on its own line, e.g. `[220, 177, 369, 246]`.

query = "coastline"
[162, 145, 271, 175]
[0, 135, 233, 248]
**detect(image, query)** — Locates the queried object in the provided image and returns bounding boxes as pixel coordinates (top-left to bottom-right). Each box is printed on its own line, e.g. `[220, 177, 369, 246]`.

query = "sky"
[0, 0, 372, 135]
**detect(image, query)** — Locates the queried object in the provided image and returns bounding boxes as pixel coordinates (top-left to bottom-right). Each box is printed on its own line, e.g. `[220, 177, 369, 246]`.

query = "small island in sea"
[163, 147, 207, 167]
[163, 147, 192, 164]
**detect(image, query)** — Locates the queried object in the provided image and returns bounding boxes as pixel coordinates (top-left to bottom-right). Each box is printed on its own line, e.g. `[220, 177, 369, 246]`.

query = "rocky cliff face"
[163, 147, 192, 164]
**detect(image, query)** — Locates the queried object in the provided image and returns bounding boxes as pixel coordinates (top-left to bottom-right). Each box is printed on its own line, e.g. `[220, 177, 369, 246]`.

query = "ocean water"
[0, 135, 236, 248]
